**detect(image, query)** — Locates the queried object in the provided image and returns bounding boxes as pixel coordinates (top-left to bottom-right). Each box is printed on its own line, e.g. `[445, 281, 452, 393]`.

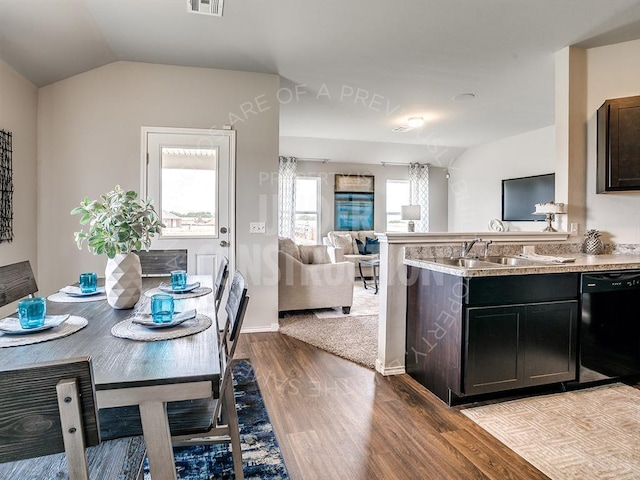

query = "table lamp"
[401, 205, 421, 232]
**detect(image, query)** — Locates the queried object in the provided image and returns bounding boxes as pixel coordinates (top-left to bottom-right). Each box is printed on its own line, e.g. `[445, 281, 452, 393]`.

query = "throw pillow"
[328, 232, 353, 254]
[365, 236, 380, 255]
[299, 245, 330, 265]
[278, 237, 301, 262]
[355, 238, 366, 255]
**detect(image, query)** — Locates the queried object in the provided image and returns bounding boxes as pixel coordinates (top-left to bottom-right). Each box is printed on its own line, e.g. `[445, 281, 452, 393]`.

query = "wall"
[37, 61, 280, 331]
[0, 60, 38, 317]
[283, 136, 451, 235]
[585, 40, 640, 244]
[448, 126, 556, 232]
[450, 40, 640, 244]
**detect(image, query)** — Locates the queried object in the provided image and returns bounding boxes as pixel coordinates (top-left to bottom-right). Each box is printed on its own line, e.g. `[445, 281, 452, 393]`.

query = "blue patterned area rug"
[143, 359, 289, 479]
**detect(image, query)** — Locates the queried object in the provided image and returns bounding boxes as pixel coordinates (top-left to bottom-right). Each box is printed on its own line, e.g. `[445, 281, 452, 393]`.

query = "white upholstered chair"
[278, 238, 354, 316]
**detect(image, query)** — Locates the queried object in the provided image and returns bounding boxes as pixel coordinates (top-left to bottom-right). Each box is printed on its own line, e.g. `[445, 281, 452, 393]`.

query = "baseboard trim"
[375, 359, 405, 376]
[241, 323, 280, 334]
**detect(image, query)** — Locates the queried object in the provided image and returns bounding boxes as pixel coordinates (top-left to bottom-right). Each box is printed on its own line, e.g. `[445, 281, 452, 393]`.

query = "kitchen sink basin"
[429, 257, 499, 268]
[480, 256, 547, 266]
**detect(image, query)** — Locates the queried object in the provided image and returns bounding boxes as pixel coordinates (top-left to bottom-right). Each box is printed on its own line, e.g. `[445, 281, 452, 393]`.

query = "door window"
[160, 147, 217, 237]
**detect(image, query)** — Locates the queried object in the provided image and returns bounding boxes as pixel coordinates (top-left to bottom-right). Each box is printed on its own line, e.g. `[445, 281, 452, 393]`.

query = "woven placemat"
[111, 314, 212, 342]
[47, 291, 107, 303]
[143, 286, 212, 300]
[0, 315, 88, 348]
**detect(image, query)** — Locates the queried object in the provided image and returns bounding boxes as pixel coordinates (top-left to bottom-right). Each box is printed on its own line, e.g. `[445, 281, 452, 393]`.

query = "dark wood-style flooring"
[235, 332, 550, 480]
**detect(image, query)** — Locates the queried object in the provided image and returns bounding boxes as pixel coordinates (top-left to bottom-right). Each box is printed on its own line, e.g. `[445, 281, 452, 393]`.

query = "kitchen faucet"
[461, 238, 482, 257]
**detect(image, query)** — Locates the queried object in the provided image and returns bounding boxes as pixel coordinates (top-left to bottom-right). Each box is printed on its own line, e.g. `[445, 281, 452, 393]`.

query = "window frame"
[386, 179, 410, 232]
[294, 176, 321, 244]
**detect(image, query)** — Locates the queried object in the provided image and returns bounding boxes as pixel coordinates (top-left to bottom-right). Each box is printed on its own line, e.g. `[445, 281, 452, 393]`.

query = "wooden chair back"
[214, 256, 229, 314]
[0, 260, 38, 308]
[223, 270, 249, 347]
[0, 357, 99, 480]
[136, 249, 188, 276]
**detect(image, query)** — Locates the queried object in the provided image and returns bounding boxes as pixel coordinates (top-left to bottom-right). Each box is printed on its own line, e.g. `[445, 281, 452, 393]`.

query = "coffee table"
[358, 258, 380, 294]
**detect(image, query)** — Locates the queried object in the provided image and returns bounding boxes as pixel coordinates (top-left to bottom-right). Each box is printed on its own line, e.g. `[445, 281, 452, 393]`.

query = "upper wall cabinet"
[597, 95, 640, 193]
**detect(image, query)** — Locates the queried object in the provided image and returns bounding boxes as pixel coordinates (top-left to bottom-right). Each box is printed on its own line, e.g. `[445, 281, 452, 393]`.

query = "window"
[160, 147, 217, 237]
[294, 177, 320, 244]
[386, 180, 410, 232]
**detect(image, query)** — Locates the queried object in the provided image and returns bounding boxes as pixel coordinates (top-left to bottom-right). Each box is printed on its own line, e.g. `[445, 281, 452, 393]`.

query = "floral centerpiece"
[71, 185, 164, 308]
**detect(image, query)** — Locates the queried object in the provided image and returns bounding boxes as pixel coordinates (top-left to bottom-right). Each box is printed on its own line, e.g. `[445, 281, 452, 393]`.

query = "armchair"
[278, 239, 354, 316]
[322, 230, 379, 278]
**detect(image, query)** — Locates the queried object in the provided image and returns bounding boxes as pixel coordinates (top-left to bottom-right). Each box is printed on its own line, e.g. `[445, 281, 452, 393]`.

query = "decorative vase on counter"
[581, 229, 605, 255]
[105, 253, 142, 309]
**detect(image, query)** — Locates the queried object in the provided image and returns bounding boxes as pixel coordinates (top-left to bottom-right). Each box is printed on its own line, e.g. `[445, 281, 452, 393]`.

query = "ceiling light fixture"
[452, 93, 476, 102]
[407, 117, 425, 128]
[187, 0, 224, 16]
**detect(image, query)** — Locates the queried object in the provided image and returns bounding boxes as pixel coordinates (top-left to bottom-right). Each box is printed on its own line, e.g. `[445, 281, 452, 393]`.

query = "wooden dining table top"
[0, 275, 220, 395]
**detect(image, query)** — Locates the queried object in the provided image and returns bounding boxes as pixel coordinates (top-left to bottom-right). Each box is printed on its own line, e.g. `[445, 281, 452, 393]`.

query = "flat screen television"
[502, 173, 555, 222]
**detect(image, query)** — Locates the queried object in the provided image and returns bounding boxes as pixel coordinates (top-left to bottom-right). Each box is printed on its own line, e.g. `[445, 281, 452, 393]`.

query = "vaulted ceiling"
[1, 0, 639, 150]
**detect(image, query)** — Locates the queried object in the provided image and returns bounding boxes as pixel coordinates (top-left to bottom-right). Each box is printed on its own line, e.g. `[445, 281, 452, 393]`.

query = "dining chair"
[136, 249, 188, 276]
[0, 260, 38, 308]
[171, 270, 250, 480]
[0, 357, 145, 480]
[213, 256, 230, 316]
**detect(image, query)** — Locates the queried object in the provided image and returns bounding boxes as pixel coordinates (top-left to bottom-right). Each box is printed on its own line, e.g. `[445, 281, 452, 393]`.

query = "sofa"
[322, 230, 379, 278]
[278, 238, 355, 316]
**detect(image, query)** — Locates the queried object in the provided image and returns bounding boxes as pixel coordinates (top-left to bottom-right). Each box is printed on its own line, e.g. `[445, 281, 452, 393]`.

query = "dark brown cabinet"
[406, 267, 579, 405]
[597, 95, 640, 193]
[464, 301, 578, 396]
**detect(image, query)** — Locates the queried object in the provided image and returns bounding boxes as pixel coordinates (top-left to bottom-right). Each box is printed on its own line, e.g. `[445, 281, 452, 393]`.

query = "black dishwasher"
[579, 270, 640, 384]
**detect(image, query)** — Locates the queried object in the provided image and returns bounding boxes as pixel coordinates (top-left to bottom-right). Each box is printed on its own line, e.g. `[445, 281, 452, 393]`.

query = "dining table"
[0, 275, 219, 480]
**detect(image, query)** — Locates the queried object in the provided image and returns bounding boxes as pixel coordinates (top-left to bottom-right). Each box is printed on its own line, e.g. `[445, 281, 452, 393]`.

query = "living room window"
[386, 179, 410, 232]
[294, 176, 320, 244]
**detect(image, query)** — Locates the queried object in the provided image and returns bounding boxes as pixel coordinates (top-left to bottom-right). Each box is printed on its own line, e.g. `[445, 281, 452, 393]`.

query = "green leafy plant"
[71, 185, 165, 259]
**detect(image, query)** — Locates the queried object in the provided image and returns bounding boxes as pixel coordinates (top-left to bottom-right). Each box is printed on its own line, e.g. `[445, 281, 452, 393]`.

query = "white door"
[142, 127, 235, 277]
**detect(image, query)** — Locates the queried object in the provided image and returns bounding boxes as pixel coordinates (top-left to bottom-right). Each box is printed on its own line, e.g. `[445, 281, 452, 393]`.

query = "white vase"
[104, 253, 142, 309]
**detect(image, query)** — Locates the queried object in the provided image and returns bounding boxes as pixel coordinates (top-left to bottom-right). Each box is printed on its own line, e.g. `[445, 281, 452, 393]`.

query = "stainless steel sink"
[429, 257, 499, 268]
[480, 256, 546, 266]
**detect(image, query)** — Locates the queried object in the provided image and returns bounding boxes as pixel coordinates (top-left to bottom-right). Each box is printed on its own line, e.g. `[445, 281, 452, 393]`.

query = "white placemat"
[0, 315, 88, 348]
[48, 291, 107, 303]
[143, 286, 212, 300]
[111, 313, 212, 342]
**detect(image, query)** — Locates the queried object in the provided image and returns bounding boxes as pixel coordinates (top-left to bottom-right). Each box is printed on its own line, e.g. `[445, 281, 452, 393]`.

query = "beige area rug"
[461, 384, 640, 479]
[279, 283, 379, 369]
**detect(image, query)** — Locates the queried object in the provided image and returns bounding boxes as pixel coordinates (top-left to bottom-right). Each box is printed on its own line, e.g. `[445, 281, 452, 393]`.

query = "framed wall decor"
[334, 192, 374, 230]
[334, 174, 374, 193]
[0, 130, 13, 243]
[333, 174, 375, 230]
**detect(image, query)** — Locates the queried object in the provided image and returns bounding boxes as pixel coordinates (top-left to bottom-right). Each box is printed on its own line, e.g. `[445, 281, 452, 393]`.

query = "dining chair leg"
[224, 383, 244, 480]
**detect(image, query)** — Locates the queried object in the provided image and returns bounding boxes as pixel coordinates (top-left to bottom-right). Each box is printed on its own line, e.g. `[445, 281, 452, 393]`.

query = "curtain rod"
[296, 157, 330, 163]
[381, 161, 431, 167]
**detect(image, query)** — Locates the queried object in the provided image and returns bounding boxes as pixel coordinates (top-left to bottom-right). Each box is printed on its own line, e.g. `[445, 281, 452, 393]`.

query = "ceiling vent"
[188, 0, 224, 16]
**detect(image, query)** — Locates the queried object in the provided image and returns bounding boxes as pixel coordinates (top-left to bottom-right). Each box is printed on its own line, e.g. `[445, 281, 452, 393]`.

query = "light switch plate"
[570, 223, 579, 236]
[249, 222, 266, 234]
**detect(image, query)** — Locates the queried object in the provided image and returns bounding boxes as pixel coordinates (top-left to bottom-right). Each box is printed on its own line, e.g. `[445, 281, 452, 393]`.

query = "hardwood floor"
[235, 332, 550, 480]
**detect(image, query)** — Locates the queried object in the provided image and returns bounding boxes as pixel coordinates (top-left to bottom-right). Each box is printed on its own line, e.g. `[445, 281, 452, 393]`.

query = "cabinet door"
[464, 306, 525, 395]
[597, 95, 640, 192]
[524, 301, 578, 386]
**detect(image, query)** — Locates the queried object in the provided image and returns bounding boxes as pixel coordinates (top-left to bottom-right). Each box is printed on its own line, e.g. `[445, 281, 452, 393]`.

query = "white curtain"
[409, 163, 429, 232]
[278, 156, 297, 239]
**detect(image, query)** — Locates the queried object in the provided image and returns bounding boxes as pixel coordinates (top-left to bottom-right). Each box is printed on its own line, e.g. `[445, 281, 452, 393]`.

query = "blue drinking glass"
[151, 294, 174, 323]
[18, 297, 46, 329]
[79, 272, 98, 293]
[170, 270, 187, 290]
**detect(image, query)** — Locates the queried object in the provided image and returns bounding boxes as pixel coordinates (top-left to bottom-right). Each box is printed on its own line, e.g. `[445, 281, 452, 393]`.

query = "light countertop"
[404, 254, 640, 277]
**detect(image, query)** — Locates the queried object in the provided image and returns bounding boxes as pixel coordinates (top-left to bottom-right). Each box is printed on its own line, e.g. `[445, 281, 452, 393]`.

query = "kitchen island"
[405, 253, 640, 405]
